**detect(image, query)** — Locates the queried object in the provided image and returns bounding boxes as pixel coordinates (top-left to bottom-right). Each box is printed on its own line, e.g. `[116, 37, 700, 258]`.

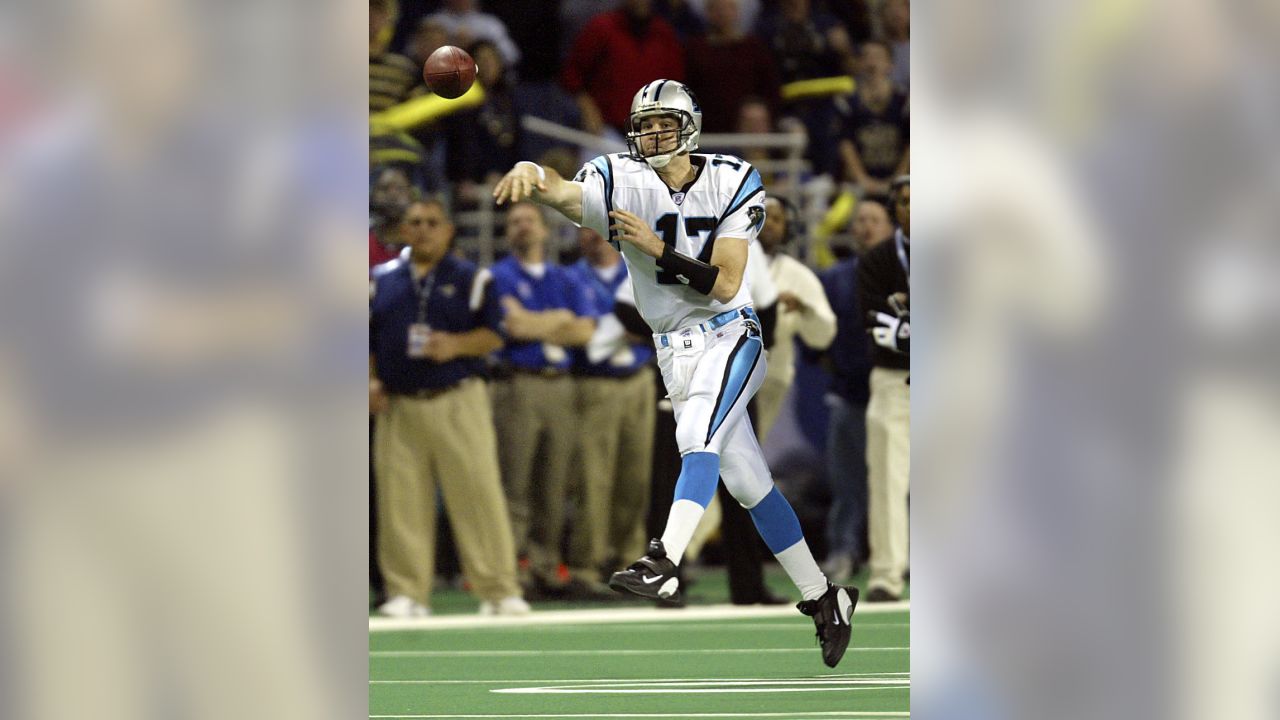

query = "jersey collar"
[664, 155, 706, 201]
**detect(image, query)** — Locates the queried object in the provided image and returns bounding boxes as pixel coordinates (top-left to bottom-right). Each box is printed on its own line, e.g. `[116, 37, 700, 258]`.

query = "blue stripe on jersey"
[720, 168, 764, 225]
[591, 156, 611, 189]
[705, 333, 763, 444]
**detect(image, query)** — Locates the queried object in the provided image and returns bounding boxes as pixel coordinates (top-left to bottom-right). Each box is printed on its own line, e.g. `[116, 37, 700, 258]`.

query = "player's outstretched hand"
[493, 163, 546, 206]
[609, 210, 664, 258]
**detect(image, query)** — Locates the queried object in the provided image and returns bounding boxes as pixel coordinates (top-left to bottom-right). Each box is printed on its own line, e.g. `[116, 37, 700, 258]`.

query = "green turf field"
[369, 606, 909, 718]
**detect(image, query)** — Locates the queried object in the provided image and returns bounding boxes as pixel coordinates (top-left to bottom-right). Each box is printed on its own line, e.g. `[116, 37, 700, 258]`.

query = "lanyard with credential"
[414, 269, 437, 324]
[895, 230, 910, 288]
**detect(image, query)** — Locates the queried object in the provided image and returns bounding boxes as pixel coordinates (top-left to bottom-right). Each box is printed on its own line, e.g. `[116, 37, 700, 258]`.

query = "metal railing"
[450, 116, 829, 265]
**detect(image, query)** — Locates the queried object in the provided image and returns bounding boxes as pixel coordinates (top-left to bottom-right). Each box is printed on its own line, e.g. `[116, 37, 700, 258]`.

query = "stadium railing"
[450, 116, 852, 267]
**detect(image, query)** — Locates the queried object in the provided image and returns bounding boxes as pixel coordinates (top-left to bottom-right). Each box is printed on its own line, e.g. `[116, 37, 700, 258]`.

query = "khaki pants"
[754, 373, 790, 443]
[866, 367, 910, 595]
[373, 378, 520, 605]
[566, 368, 657, 579]
[490, 373, 576, 584]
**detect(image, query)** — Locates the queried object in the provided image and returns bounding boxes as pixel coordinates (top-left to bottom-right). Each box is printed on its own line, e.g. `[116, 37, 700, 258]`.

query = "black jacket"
[856, 231, 910, 370]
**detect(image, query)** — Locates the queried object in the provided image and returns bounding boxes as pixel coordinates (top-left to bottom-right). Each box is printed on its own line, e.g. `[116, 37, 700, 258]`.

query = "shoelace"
[798, 600, 827, 646]
[812, 618, 828, 645]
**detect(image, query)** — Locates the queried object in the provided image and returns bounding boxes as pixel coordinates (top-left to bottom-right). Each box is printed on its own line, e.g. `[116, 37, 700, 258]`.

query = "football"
[423, 45, 477, 99]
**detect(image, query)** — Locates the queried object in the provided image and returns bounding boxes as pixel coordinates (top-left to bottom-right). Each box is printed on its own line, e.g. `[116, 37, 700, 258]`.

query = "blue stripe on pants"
[705, 336, 762, 444]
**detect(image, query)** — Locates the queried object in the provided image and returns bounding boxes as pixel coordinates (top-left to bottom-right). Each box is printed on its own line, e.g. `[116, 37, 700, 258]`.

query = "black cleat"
[608, 539, 681, 601]
[797, 583, 859, 668]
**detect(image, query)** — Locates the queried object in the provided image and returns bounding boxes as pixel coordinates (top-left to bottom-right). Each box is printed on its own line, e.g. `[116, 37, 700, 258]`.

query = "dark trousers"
[647, 391, 681, 541]
[826, 395, 869, 562]
[647, 381, 772, 603]
[718, 399, 774, 603]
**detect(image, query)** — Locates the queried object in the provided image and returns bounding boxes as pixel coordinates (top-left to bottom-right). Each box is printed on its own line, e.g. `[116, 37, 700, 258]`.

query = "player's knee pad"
[674, 417, 709, 456]
[719, 446, 773, 509]
[722, 475, 771, 510]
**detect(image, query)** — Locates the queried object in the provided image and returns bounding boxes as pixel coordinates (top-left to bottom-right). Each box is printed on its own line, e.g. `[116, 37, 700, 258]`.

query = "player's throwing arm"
[493, 161, 584, 225]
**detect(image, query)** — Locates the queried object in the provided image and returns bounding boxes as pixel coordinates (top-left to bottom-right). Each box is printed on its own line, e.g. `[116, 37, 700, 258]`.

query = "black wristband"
[656, 244, 720, 295]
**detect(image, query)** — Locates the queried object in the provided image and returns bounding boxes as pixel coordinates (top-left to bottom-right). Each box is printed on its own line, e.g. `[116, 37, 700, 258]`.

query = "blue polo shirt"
[370, 253, 501, 393]
[820, 257, 874, 406]
[568, 259, 655, 377]
[489, 255, 597, 372]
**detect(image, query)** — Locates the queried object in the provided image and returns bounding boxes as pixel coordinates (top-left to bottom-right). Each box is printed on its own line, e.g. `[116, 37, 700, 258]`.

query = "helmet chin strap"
[645, 153, 674, 169]
[643, 139, 691, 169]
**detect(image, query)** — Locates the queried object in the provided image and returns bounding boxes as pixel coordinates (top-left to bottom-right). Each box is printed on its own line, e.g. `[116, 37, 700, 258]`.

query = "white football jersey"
[574, 152, 767, 333]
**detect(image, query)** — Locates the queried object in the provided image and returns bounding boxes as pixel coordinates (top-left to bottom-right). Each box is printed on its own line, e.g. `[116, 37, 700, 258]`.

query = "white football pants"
[654, 307, 775, 509]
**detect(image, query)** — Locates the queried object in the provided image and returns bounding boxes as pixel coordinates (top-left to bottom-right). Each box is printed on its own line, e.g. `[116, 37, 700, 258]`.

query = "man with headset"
[858, 176, 911, 601]
[754, 196, 837, 441]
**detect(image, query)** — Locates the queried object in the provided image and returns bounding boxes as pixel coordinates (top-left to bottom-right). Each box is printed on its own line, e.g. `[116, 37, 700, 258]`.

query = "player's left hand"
[609, 210, 664, 258]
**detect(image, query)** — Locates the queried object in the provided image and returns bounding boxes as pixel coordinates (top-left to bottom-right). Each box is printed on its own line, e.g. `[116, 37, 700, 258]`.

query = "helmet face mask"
[628, 113, 686, 167]
[626, 81, 702, 169]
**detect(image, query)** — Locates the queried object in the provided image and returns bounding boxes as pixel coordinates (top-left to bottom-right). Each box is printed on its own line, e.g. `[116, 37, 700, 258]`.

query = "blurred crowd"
[370, 0, 909, 255]
[368, 0, 912, 616]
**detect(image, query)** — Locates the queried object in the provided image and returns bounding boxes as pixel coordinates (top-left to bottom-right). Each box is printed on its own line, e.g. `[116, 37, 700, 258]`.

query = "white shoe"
[478, 595, 532, 616]
[379, 595, 431, 618]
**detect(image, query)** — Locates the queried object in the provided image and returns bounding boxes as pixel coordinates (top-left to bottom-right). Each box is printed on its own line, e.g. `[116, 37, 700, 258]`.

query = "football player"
[494, 80, 858, 667]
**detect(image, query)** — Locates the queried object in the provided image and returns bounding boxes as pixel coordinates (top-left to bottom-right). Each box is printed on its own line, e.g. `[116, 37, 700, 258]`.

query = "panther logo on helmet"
[625, 80, 703, 169]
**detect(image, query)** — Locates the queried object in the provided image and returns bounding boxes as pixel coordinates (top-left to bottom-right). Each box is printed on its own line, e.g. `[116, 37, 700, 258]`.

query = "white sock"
[660, 499, 707, 565]
[774, 539, 829, 601]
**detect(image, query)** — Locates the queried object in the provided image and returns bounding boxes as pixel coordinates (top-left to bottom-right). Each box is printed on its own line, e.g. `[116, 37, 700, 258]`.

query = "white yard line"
[491, 687, 905, 694]
[454, 622, 910, 633]
[371, 647, 908, 657]
[370, 713, 909, 719]
[370, 601, 909, 632]
[370, 673, 909, 685]
[491, 680, 909, 694]
[486, 678, 910, 694]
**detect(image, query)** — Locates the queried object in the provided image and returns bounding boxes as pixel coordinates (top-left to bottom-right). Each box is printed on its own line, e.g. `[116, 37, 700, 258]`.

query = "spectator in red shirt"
[369, 229, 399, 268]
[561, 0, 686, 136]
[369, 167, 413, 268]
[685, 0, 781, 134]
